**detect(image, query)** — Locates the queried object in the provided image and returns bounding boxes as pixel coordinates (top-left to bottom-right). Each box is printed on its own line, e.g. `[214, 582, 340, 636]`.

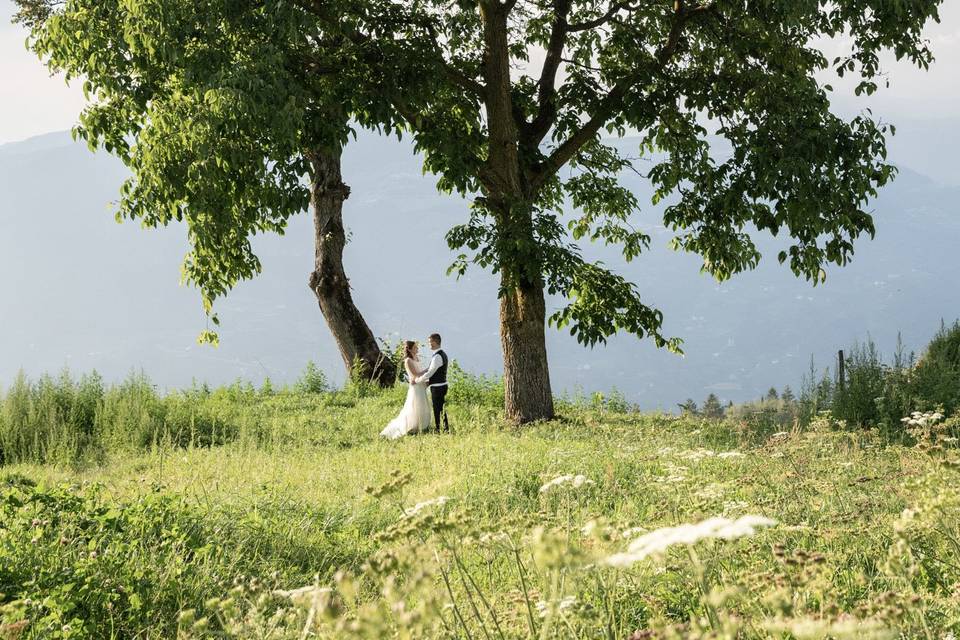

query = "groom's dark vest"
[428, 350, 448, 386]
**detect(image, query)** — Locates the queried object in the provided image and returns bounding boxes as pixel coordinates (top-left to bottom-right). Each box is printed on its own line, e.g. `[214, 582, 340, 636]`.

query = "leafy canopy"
[13, 0, 430, 340]
[330, 0, 940, 349]
[15, 0, 944, 350]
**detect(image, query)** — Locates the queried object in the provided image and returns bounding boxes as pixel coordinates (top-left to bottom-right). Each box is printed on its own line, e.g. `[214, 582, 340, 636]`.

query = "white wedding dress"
[380, 357, 432, 439]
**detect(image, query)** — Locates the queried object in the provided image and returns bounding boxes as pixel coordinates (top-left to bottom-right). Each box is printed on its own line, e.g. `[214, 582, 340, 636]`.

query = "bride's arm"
[404, 358, 421, 383]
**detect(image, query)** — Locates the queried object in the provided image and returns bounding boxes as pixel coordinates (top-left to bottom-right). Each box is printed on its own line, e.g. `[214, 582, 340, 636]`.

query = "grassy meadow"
[1, 366, 960, 639]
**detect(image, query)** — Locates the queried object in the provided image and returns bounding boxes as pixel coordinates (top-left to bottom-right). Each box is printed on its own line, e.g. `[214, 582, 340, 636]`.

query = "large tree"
[13, 0, 407, 385]
[292, 0, 942, 422]
[17, 0, 944, 423]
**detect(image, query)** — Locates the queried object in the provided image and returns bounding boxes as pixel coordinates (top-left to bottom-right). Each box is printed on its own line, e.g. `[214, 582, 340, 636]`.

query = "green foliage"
[293, 361, 329, 395]
[0, 369, 104, 466]
[833, 338, 888, 429]
[4, 404, 960, 638]
[13, 0, 944, 358]
[701, 393, 725, 419]
[446, 361, 503, 408]
[726, 395, 802, 441]
[787, 324, 959, 439]
[0, 480, 222, 638]
[912, 321, 960, 415]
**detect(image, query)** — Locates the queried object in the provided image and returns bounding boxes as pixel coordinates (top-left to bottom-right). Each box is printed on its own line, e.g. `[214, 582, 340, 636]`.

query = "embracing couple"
[380, 333, 450, 439]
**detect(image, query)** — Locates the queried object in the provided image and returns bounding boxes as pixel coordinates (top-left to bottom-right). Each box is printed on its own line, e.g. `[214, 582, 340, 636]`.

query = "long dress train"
[380, 359, 432, 439]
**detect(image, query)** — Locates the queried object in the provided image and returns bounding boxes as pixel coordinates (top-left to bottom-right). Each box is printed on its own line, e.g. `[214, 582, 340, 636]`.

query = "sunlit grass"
[1, 382, 958, 638]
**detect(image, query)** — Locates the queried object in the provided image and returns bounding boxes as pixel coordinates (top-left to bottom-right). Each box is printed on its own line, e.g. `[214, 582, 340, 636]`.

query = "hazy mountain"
[1, 130, 958, 409]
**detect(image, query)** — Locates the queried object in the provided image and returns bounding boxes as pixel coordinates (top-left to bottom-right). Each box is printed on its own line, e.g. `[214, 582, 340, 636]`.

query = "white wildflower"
[655, 474, 687, 484]
[620, 526, 647, 539]
[273, 585, 332, 608]
[902, 411, 944, 428]
[404, 496, 450, 518]
[722, 500, 749, 515]
[539, 474, 594, 493]
[680, 448, 716, 461]
[695, 483, 725, 500]
[717, 451, 745, 459]
[535, 596, 576, 618]
[606, 515, 776, 568]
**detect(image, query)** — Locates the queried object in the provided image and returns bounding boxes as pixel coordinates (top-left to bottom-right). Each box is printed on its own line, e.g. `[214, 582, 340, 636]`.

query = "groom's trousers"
[430, 385, 449, 433]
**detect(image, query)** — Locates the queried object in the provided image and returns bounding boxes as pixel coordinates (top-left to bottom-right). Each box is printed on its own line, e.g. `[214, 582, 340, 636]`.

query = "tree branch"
[523, 0, 572, 145]
[565, 1, 639, 32]
[529, 1, 712, 192]
[296, 0, 486, 100]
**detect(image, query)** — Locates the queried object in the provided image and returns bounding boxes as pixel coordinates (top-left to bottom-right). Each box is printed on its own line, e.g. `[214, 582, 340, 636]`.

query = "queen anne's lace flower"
[901, 411, 944, 428]
[539, 474, 594, 493]
[605, 515, 776, 568]
[273, 585, 332, 608]
[404, 496, 450, 517]
[535, 596, 576, 618]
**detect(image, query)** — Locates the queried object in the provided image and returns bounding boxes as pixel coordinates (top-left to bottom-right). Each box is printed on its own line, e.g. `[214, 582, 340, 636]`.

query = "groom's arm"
[416, 355, 441, 384]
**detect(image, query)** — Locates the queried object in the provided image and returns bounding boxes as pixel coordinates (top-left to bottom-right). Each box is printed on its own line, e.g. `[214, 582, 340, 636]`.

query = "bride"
[380, 341, 433, 439]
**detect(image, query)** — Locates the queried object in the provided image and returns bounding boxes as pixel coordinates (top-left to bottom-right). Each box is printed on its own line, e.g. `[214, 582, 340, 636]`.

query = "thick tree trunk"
[500, 277, 555, 423]
[479, 2, 555, 422]
[307, 148, 396, 387]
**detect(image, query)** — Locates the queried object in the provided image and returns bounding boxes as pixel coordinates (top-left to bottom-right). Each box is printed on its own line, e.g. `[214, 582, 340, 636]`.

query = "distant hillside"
[1, 130, 958, 408]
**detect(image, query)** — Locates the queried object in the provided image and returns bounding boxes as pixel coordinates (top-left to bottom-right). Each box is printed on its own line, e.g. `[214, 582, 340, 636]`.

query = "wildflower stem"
[448, 546, 493, 640]
[596, 572, 616, 640]
[537, 569, 561, 640]
[435, 548, 474, 640]
[511, 544, 539, 638]
[449, 541, 507, 640]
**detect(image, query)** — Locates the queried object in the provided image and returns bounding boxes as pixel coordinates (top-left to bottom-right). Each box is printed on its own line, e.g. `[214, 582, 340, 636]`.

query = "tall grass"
[0, 360, 514, 466]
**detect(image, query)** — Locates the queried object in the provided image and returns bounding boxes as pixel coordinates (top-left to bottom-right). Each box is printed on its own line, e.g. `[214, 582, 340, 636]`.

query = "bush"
[803, 324, 960, 438]
[0, 369, 105, 465]
[293, 361, 330, 394]
[832, 338, 887, 429]
[446, 361, 503, 408]
[912, 321, 960, 415]
[97, 371, 164, 450]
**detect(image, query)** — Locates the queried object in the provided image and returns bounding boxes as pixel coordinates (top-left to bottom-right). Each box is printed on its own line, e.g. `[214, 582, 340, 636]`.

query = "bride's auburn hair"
[403, 341, 418, 360]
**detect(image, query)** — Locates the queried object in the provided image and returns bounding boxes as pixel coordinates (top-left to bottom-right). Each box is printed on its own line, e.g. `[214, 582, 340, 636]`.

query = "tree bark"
[307, 147, 396, 387]
[500, 277, 555, 423]
[479, 1, 555, 423]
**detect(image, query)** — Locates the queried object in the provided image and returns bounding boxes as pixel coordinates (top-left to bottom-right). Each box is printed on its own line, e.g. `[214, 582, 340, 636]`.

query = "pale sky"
[1, 0, 958, 146]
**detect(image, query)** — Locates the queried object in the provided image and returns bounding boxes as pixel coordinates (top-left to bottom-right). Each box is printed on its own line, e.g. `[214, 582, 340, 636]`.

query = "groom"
[416, 333, 450, 433]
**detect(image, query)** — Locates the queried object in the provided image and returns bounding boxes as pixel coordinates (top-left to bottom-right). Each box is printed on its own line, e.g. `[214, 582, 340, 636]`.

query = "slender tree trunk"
[307, 147, 396, 387]
[500, 277, 555, 423]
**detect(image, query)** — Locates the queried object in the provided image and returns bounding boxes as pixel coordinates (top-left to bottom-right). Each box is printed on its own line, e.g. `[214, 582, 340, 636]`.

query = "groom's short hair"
[429, 333, 442, 345]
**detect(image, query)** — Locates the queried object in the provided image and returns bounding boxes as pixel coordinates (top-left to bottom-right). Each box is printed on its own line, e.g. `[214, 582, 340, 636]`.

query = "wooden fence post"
[838, 349, 845, 393]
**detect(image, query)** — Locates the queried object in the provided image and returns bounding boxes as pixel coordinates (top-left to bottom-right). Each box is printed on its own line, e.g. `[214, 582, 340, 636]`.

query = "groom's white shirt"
[416, 350, 447, 387]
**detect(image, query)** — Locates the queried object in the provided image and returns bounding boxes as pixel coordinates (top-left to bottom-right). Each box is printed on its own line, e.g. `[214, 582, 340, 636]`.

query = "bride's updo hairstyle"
[404, 341, 418, 360]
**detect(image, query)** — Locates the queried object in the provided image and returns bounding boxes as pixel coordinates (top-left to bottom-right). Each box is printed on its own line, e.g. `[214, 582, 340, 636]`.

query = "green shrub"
[0, 369, 105, 465]
[447, 361, 503, 408]
[833, 338, 887, 428]
[293, 361, 330, 394]
[97, 371, 164, 450]
[912, 321, 960, 415]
